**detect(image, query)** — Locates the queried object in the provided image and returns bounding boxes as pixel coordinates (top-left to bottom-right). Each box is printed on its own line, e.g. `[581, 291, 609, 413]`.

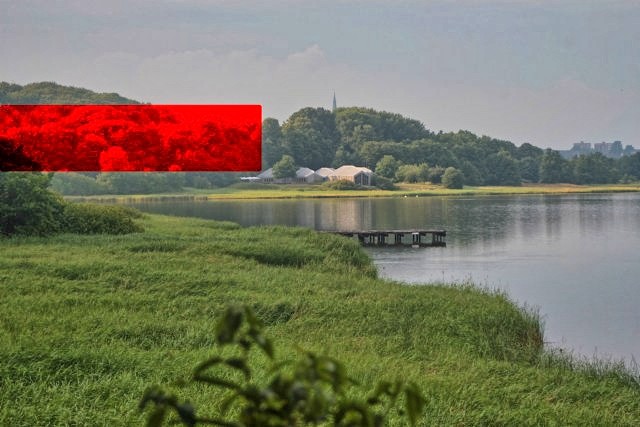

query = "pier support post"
[327, 229, 445, 247]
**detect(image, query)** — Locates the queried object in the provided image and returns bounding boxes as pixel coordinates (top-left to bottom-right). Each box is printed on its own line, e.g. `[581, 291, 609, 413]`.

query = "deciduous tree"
[375, 155, 401, 180]
[442, 167, 464, 189]
[272, 155, 297, 179]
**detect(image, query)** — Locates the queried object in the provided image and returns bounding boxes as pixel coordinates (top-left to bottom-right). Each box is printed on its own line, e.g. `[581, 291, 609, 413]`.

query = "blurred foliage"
[140, 305, 426, 426]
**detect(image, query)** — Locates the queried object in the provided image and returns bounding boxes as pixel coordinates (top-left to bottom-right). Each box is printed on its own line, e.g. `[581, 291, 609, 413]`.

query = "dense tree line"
[3, 81, 635, 192]
[0, 82, 140, 105]
[263, 107, 638, 186]
[1, 105, 259, 171]
[1, 81, 256, 195]
[49, 172, 246, 195]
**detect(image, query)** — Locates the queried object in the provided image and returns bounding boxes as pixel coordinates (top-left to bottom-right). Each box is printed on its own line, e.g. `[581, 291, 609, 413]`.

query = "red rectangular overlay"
[0, 105, 261, 171]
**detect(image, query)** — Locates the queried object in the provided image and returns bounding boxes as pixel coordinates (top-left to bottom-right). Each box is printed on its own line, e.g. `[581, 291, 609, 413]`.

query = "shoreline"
[63, 183, 640, 203]
[3, 213, 640, 423]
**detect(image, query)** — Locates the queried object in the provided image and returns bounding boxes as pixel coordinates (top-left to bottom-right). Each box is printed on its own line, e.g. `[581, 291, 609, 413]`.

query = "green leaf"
[335, 400, 373, 426]
[365, 396, 380, 406]
[368, 380, 401, 404]
[193, 358, 241, 389]
[176, 402, 197, 427]
[238, 337, 252, 351]
[193, 374, 241, 390]
[267, 360, 293, 375]
[219, 392, 240, 415]
[146, 407, 166, 427]
[237, 384, 264, 403]
[194, 357, 224, 376]
[193, 416, 240, 427]
[224, 357, 251, 379]
[404, 382, 426, 426]
[216, 306, 244, 345]
[244, 306, 264, 329]
[249, 330, 274, 359]
[303, 388, 328, 423]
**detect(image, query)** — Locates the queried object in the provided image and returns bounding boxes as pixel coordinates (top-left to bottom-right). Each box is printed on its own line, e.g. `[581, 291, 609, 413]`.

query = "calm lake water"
[126, 193, 640, 363]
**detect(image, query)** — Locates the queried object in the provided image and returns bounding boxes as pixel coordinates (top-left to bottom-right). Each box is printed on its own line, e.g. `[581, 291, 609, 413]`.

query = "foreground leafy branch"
[140, 306, 426, 426]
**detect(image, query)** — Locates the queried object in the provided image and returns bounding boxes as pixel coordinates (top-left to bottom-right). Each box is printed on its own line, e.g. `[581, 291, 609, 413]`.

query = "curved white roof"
[257, 168, 274, 179]
[296, 167, 316, 178]
[315, 167, 335, 177]
[330, 165, 373, 176]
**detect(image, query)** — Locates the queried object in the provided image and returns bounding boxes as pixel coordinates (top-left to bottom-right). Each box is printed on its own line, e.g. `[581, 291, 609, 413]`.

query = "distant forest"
[2, 81, 640, 195]
[0, 82, 140, 105]
[263, 106, 640, 187]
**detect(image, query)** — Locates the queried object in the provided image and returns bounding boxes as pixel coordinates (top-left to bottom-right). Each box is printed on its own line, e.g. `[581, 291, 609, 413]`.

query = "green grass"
[1, 215, 640, 425]
[64, 182, 640, 203]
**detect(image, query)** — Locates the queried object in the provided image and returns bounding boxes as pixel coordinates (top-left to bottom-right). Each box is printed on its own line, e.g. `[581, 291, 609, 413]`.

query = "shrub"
[375, 155, 401, 180]
[62, 203, 144, 234]
[395, 164, 422, 183]
[427, 166, 446, 184]
[1, 173, 144, 237]
[373, 175, 397, 190]
[229, 182, 280, 190]
[272, 154, 297, 179]
[322, 179, 358, 190]
[0, 172, 65, 236]
[442, 167, 464, 189]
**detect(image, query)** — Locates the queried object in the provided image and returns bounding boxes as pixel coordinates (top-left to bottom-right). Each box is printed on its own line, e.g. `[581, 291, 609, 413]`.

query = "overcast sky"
[1, 0, 638, 149]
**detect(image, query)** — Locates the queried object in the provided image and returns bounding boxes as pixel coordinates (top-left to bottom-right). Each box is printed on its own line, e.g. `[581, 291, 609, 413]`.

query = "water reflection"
[127, 194, 640, 251]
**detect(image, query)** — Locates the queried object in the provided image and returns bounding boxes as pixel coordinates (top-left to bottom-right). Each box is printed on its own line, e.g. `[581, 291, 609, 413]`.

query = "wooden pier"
[325, 229, 446, 247]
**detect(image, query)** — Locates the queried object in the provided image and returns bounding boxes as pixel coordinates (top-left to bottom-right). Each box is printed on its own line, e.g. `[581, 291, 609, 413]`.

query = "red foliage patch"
[0, 105, 261, 171]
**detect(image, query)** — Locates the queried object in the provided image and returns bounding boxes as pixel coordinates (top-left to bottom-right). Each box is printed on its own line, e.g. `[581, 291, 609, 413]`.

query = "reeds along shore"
[1, 214, 640, 424]
[63, 182, 640, 203]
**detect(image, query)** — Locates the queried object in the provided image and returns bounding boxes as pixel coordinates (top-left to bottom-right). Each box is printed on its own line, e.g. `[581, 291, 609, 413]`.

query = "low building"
[245, 167, 322, 184]
[327, 165, 374, 186]
[256, 168, 275, 183]
[296, 167, 322, 183]
[315, 167, 335, 181]
[244, 165, 374, 185]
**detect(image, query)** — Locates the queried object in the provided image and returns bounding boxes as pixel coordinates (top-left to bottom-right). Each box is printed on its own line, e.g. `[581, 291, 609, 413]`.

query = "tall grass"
[1, 215, 639, 425]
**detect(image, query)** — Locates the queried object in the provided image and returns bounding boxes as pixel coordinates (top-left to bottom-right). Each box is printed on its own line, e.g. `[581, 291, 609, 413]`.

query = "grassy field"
[66, 182, 640, 203]
[2, 214, 640, 425]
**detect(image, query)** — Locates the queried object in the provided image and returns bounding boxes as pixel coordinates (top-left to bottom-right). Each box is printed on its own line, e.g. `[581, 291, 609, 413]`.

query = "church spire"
[332, 91, 337, 112]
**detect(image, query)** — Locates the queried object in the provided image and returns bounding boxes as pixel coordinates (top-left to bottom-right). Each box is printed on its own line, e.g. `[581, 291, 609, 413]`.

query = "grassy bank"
[1, 215, 640, 425]
[65, 182, 640, 203]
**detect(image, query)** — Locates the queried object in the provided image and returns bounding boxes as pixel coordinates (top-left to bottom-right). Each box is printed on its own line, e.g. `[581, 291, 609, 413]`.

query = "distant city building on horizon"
[559, 140, 637, 159]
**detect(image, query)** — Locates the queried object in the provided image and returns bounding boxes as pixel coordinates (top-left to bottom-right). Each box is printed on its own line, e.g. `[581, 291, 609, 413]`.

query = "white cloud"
[74, 45, 355, 119]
